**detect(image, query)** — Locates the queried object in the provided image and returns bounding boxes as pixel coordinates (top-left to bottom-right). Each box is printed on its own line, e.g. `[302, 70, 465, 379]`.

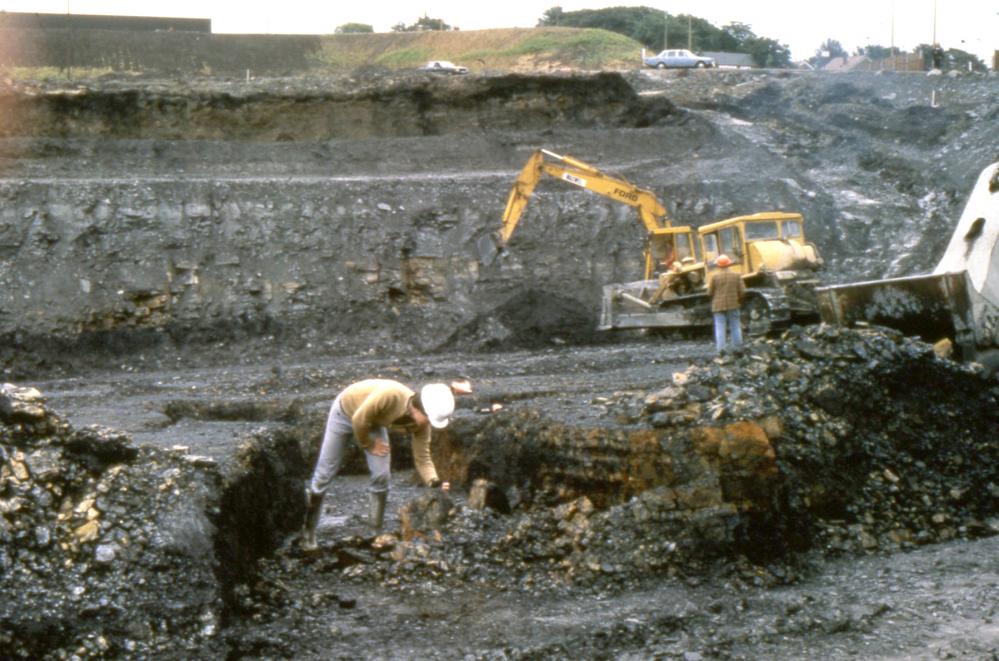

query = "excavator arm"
[479, 149, 672, 265]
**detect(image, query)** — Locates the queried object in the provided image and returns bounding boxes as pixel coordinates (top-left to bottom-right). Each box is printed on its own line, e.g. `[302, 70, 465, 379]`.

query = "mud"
[2, 65, 999, 658]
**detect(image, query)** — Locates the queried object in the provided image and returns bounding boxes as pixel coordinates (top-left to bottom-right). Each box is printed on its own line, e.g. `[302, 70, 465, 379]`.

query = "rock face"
[2, 70, 997, 374]
[0, 73, 682, 372]
[0, 383, 307, 658]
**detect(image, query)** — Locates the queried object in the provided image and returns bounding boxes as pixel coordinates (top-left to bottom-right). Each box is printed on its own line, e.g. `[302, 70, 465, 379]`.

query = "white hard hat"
[421, 383, 455, 429]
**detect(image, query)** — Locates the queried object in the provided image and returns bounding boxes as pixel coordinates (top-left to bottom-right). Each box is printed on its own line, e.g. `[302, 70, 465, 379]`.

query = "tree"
[809, 38, 847, 68]
[392, 14, 452, 32]
[538, 7, 564, 27]
[818, 39, 847, 58]
[745, 37, 791, 68]
[915, 43, 986, 72]
[533, 7, 793, 67]
[538, 6, 707, 53]
[718, 22, 794, 69]
[857, 44, 900, 59]
[335, 23, 373, 34]
[947, 48, 986, 72]
[721, 21, 755, 48]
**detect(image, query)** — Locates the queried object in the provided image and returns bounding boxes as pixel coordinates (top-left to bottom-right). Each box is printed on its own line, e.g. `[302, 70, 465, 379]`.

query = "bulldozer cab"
[646, 227, 699, 279]
[698, 212, 819, 276]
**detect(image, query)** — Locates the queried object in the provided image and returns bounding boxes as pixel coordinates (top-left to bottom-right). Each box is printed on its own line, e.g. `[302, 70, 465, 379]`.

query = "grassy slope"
[313, 27, 645, 72]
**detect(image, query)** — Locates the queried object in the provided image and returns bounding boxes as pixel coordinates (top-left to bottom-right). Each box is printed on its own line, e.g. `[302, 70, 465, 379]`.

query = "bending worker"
[707, 254, 745, 354]
[301, 378, 457, 550]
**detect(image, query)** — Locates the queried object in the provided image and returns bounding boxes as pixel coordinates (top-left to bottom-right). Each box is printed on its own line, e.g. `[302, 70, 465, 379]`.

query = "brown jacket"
[708, 268, 745, 312]
[338, 379, 438, 485]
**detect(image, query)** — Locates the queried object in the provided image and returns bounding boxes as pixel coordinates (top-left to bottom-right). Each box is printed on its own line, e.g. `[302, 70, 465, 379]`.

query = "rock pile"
[0, 383, 227, 657]
[0, 383, 309, 658]
[625, 324, 999, 556]
[286, 325, 999, 594]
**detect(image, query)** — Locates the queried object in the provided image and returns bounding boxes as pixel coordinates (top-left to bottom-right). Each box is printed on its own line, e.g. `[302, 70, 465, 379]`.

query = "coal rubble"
[622, 324, 999, 557]
[3, 325, 999, 657]
[260, 325, 999, 606]
[0, 383, 228, 658]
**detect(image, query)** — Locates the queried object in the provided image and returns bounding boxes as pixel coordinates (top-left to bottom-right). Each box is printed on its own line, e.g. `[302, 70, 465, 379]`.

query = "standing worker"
[707, 254, 745, 354]
[301, 378, 457, 550]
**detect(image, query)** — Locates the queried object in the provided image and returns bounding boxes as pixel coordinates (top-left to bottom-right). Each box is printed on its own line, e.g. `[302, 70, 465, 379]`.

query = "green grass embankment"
[314, 27, 645, 72]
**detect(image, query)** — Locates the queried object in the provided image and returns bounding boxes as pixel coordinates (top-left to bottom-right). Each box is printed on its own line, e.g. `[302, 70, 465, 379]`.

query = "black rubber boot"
[369, 491, 387, 532]
[301, 489, 324, 551]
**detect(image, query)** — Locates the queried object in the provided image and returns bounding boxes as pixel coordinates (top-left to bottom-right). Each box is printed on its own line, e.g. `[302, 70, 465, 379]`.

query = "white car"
[419, 60, 468, 75]
[643, 49, 715, 69]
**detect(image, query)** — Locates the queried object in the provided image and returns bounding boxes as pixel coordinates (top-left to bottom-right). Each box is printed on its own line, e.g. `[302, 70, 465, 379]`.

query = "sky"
[2, 1, 996, 64]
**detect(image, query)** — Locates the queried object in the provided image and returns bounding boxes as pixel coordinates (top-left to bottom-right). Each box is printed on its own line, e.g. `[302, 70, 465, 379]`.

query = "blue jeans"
[713, 309, 743, 353]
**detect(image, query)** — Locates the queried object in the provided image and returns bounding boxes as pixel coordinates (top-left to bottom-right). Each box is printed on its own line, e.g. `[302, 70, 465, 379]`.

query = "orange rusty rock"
[689, 420, 779, 507]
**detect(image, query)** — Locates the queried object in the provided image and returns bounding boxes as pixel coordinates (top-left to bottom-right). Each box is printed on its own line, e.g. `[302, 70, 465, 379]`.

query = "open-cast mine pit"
[2, 51, 999, 659]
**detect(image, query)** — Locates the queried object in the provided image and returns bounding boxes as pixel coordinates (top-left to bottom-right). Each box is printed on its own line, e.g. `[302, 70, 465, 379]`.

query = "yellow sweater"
[338, 379, 438, 485]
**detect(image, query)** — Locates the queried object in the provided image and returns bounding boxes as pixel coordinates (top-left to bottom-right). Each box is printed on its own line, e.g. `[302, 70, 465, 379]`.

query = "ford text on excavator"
[480, 148, 824, 335]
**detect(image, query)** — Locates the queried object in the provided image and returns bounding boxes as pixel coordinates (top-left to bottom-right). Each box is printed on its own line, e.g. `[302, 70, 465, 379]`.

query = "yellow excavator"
[480, 148, 824, 335]
[478, 148, 701, 285]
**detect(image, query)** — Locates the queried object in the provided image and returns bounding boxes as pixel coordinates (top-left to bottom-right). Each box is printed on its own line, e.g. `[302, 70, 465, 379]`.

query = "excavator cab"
[647, 228, 703, 301]
[697, 212, 823, 328]
[648, 229, 699, 278]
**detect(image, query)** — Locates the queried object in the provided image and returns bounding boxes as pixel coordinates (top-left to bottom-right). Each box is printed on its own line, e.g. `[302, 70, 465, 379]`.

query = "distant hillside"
[315, 27, 646, 73]
[0, 26, 647, 78]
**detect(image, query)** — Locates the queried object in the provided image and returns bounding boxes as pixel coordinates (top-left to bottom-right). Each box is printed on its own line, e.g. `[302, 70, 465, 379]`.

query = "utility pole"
[663, 12, 668, 50]
[65, 0, 72, 79]
[932, 0, 937, 44]
[890, 0, 895, 70]
[687, 15, 692, 50]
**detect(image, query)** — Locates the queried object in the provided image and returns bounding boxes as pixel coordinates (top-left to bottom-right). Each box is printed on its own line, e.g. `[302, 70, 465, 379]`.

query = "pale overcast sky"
[2, 1, 996, 63]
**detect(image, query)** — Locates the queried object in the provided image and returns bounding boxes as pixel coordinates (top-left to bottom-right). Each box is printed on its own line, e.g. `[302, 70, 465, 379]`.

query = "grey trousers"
[308, 394, 391, 496]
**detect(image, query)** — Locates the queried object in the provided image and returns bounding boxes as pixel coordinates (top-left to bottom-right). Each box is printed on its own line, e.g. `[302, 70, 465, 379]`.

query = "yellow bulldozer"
[480, 148, 824, 335]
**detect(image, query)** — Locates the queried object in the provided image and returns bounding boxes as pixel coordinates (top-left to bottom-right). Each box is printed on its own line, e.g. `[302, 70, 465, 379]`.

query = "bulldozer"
[815, 161, 999, 371]
[602, 211, 823, 334]
[480, 148, 824, 336]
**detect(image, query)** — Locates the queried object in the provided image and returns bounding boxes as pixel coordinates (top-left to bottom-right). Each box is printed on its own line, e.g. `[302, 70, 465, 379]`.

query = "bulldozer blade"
[477, 234, 502, 266]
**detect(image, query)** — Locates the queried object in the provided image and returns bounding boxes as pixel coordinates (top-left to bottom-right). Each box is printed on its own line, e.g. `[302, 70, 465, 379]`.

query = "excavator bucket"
[476, 233, 502, 266]
[816, 162, 999, 362]
[815, 272, 975, 352]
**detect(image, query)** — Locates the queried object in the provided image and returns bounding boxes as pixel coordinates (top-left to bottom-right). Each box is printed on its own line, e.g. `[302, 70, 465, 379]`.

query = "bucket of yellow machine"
[816, 162, 999, 371]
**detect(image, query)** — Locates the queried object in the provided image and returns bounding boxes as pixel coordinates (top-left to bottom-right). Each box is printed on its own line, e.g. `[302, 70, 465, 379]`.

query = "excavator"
[477, 148, 701, 285]
[816, 161, 999, 371]
[480, 148, 824, 335]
